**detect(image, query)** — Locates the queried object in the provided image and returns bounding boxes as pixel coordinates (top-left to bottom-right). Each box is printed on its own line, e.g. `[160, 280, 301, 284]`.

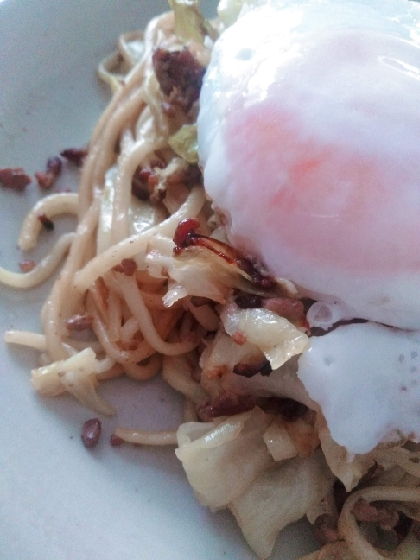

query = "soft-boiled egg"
[198, 0, 420, 452]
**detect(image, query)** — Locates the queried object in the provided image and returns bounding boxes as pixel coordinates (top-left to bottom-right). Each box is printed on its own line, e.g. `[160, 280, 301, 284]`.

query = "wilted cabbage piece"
[229, 450, 334, 560]
[168, 125, 199, 164]
[175, 407, 274, 509]
[263, 418, 298, 462]
[221, 303, 309, 369]
[200, 331, 265, 379]
[166, 251, 234, 303]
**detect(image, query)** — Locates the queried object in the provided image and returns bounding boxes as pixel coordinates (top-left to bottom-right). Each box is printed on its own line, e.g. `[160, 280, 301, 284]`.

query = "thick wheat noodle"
[183, 398, 199, 422]
[18, 193, 78, 251]
[111, 123, 164, 244]
[86, 293, 156, 363]
[96, 362, 125, 380]
[73, 186, 206, 293]
[78, 89, 145, 216]
[118, 274, 199, 355]
[124, 353, 162, 381]
[113, 427, 178, 446]
[5, 331, 48, 351]
[0, 232, 75, 289]
[88, 279, 109, 324]
[42, 201, 100, 360]
[184, 300, 220, 332]
[103, 270, 174, 310]
[78, 11, 174, 216]
[119, 316, 139, 344]
[107, 289, 123, 342]
[162, 355, 209, 405]
[338, 486, 420, 560]
[88, 10, 172, 149]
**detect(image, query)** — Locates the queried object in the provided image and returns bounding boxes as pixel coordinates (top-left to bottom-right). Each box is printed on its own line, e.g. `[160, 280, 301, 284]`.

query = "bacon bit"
[173, 218, 275, 289]
[152, 47, 205, 112]
[173, 217, 200, 248]
[313, 514, 340, 545]
[81, 418, 101, 448]
[35, 156, 62, 189]
[110, 434, 124, 447]
[264, 297, 305, 321]
[197, 393, 256, 421]
[19, 260, 36, 273]
[35, 172, 54, 189]
[0, 167, 31, 191]
[112, 258, 138, 276]
[161, 101, 176, 118]
[259, 397, 309, 422]
[232, 331, 247, 346]
[66, 313, 92, 332]
[131, 166, 162, 200]
[167, 164, 202, 189]
[235, 292, 263, 309]
[60, 147, 88, 166]
[352, 499, 399, 531]
[47, 156, 62, 176]
[233, 359, 272, 378]
[183, 164, 202, 188]
[38, 213, 54, 231]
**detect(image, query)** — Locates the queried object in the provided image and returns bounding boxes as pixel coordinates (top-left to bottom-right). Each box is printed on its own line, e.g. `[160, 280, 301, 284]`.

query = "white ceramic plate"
[0, 2, 317, 559]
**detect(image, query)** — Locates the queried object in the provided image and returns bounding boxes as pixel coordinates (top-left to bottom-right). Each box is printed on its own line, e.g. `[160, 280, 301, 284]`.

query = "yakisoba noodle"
[2, 4, 420, 560]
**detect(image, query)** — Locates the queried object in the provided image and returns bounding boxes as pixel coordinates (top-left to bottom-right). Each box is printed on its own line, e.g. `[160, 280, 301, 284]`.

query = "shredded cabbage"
[229, 449, 334, 559]
[221, 303, 309, 369]
[176, 407, 274, 509]
[168, 124, 199, 163]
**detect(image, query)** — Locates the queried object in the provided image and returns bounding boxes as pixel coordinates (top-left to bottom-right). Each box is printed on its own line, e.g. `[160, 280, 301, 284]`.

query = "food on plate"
[2, 0, 420, 558]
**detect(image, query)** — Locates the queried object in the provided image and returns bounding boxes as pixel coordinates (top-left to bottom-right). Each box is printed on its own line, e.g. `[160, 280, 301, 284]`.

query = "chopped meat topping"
[197, 393, 256, 421]
[0, 167, 31, 191]
[112, 258, 138, 276]
[152, 47, 205, 112]
[81, 418, 101, 448]
[38, 214, 54, 231]
[35, 156, 62, 189]
[60, 147, 88, 166]
[235, 292, 263, 309]
[132, 167, 159, 200]
[233, 359, 272, 378]
[66, 314, 92, 332]
[19, 260, 36, 273]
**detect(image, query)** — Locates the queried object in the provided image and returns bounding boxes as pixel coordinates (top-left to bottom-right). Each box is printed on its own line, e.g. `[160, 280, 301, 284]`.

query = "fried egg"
[198, 0, 420, 452]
